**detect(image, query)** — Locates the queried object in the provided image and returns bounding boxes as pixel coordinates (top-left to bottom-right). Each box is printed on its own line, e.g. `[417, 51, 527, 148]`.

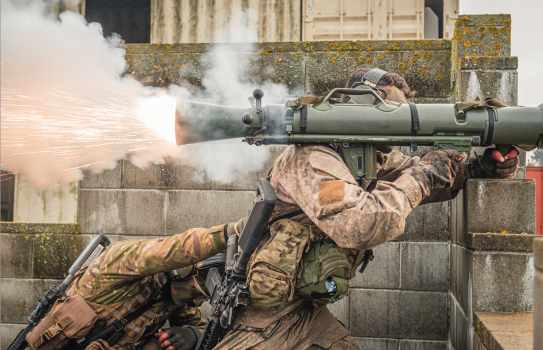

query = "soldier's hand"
[404, 150, 464, 194]
[154, 326, 201, 350]
[470, 147, 519, 179]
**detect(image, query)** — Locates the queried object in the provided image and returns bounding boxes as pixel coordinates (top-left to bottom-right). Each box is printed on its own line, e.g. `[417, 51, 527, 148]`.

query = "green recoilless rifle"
[175, 87, 543, 180]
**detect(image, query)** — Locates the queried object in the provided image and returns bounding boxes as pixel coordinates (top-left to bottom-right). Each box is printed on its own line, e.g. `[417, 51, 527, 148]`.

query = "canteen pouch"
[247, 219, 311, 310]
[26, 294, 99, 350]
[296, 241, 351, 303]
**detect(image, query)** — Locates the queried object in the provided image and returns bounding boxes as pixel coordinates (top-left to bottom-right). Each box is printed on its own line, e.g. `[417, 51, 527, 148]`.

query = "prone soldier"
[20, 226, 236, 350]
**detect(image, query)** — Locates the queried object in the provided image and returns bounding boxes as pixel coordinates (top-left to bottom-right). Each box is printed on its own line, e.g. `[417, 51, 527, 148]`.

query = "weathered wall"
[151, 0, 302, 44]
[14, 174, 78, 224]
[535, 237, 543, 349]
[1, 14, 537, 350]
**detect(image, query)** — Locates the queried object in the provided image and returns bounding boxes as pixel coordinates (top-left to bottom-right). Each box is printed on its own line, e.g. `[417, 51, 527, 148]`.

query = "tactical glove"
[403, 150, 463, 197]
[468, 147, 519, 179]
[154, 326, 201, 350]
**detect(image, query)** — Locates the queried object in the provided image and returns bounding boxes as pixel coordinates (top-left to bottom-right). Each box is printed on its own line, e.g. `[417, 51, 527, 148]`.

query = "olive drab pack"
[296, 241, 350, 303]
[246, 217, 353, 309]
[247, 219, 311, 310]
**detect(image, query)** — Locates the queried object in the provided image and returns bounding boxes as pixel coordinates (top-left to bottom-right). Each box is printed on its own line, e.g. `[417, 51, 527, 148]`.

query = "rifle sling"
[268, 209, 305, 226]
[67, 300, 154, 350]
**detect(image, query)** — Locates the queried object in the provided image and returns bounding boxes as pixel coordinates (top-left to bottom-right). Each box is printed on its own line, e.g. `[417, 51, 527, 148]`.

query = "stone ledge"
[461, 56, 518, 70]
[467, 232, 536, 252]
[124, 40, 451, 55]
[1, 222, 80, 234]
[473, 311, 533, 350]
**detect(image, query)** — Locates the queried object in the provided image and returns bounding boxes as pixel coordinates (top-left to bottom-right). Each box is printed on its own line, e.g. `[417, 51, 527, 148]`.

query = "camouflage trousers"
[214, 300, 359, 350]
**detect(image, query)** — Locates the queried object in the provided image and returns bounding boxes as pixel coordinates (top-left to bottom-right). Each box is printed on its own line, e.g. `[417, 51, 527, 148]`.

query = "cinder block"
[1, 278, 63, 323]
[472, 251, 534, 312]
[451, 190, 466, 246]
[121, 160, 212, 190]
[1, 323, 27, 350]
[400, 201, 449, 242]
[534, 270, 543, 350]
[399, 339, 449, 350]
[1, 233, 33, 278]
[465, 179, 536, 234]
[450, 244, 473, 323]
[353, 337, 398, 350]
[400, 243, 449, 291]
[79, 189, 166, 235]
[32, 234, 85, 279]
[166, 190, 255, 234]
[449, 295, 474, 350]
[80, 160, 123, 189]
[535, 237, 543, 271]
[327, 295, 349, 329]
[350, 289, 448, 340]
[349, 242, 400, 289]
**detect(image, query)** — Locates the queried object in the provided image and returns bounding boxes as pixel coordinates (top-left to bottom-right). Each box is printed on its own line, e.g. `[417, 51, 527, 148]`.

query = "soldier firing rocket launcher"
[175, 84, 543, 181]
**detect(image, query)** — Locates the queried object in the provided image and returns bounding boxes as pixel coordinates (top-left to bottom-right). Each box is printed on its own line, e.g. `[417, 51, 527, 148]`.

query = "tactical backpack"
[246, 215, 352, 310]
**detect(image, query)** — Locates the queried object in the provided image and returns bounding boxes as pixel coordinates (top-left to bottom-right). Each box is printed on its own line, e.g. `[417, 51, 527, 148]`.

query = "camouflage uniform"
[65, 225, 228, 350]
[213, 145, 463, 350]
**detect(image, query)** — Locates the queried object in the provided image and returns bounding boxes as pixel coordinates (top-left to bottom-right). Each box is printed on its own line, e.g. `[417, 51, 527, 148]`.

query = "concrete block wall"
[535, 238, 543, 349]
[449, 181, 536, 350]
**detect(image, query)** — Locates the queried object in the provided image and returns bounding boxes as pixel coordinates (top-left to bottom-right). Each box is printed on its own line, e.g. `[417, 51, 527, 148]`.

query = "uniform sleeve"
[169, 306, 207, 330]
[88, 225, 228, 285]
[275, 146, 424, 250]
[378, 148, 468, 205]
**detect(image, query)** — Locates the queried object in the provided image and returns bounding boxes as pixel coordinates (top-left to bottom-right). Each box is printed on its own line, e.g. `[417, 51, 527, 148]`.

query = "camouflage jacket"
[268, 145, 437, 250]
[68, 225, 228, 348]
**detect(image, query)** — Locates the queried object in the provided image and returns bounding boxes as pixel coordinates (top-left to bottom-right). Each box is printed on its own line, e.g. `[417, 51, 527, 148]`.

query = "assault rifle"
[175, 87, 543, 180]
[195, 178, 276, 350]
[8, 234, 110, 350]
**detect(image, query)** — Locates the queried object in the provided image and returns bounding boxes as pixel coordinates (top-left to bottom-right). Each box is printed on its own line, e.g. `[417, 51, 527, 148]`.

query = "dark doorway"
[1, 171, 15, 221]
[425, 0, 444, 39]
[86, 0, 151, 43]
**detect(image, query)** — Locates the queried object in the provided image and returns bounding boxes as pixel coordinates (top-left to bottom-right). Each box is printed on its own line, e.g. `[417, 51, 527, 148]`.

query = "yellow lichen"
[366, 58, 373, 63]
[377, 54, 383, 60]
[358, 56, 365, 63]
[399, 62, 406, 69]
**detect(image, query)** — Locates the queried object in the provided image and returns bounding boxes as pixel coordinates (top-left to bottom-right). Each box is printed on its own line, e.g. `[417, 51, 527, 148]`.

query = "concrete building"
[2, 14, 539, 350]
[50, 0, 460, 43]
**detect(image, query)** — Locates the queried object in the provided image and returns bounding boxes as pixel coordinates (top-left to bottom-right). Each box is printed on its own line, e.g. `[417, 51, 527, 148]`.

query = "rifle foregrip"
[8, 325, 32, 350]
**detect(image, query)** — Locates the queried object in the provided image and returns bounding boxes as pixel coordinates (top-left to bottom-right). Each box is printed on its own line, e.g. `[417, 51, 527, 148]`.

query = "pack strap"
[31, 316, 73, 349]
[66, 301, 154, 350]
[268, 209, 305, 227]
[408, 102, 420, 135]
[358, 249, 375, 274]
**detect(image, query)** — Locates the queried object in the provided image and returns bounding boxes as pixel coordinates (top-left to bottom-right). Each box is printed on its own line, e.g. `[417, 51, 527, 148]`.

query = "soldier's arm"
[275, 146, 424, 250]
[377, 148, 466, 204]
[91, 225, 228, 280]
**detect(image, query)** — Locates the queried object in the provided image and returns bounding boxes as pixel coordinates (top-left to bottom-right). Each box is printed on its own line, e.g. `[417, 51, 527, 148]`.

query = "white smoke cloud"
[1, 2, 300, 188]
[1, 0, 180, 189]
